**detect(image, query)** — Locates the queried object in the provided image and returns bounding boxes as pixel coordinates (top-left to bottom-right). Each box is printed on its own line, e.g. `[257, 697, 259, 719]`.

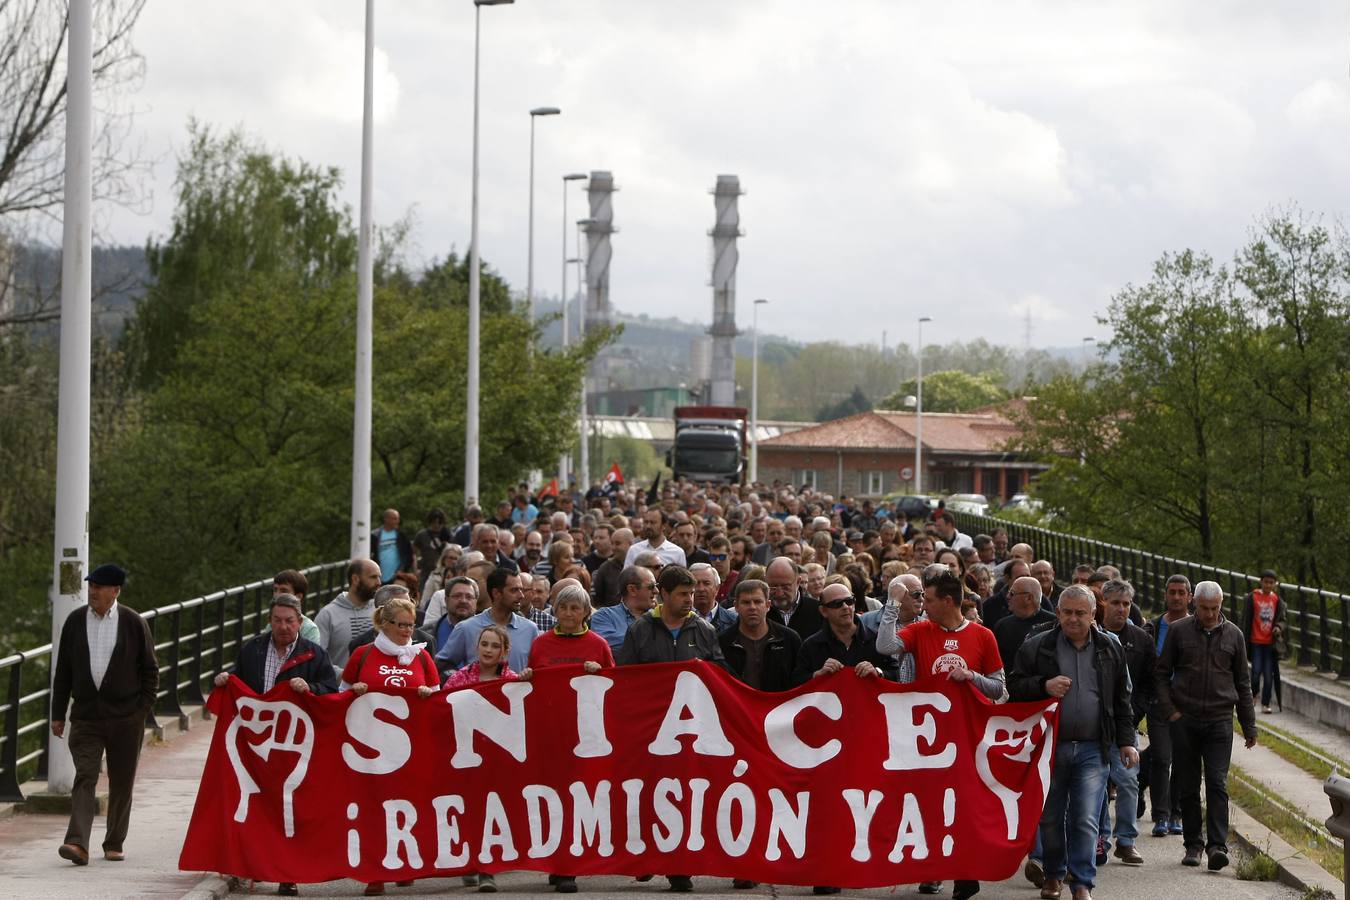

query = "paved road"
[0, 714, 1306, 900]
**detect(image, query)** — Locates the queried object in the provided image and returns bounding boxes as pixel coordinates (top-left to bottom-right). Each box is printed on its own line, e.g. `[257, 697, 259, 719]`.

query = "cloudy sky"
[101, 0, 1350, 348]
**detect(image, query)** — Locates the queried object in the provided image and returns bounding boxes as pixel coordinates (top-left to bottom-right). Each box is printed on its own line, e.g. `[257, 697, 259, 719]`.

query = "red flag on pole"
[601, 462, 624, 493]
[539, 478, 559, 498]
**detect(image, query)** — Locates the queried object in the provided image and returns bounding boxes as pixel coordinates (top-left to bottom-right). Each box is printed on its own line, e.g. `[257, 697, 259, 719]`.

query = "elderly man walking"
[1154, 580, 1257, 871]
[50, 564, 159, 866]
[1010, 585, 1138, 900]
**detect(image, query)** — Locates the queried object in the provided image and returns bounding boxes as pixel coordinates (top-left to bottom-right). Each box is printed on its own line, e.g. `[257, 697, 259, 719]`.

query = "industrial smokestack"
[583, 170, 616, 335]
[708, 175, 742, 407]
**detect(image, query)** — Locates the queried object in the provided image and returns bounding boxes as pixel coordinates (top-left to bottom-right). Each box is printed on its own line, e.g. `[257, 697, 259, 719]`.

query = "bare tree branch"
[0, 0, 150, 219]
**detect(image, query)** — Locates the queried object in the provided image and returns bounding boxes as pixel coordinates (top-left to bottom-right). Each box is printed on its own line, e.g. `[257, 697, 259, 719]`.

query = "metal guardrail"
[0, 560, 348, 803]
[953, 512, 1348, 680]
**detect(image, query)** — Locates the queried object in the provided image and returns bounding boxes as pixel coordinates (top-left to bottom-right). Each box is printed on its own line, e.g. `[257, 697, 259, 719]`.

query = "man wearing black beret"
[50, 564, 158, 866]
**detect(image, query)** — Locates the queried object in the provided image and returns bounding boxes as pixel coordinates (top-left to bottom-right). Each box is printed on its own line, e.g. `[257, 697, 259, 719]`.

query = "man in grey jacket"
[1153, 580, 1257, 871]
[313, 558, 382, 677]
[616, 565, 728, 669]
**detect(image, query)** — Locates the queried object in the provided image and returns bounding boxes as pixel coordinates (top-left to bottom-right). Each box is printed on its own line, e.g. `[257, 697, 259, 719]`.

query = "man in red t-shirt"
[880, 568, 1007, 699]
[1241, 570, 1285, 713]
[876, 566, 1006, 900]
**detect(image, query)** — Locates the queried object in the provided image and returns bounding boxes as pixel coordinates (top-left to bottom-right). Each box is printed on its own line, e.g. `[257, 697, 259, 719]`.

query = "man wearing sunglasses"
[792, 582, 897, 687]
[862, 573, 924, 683]
[789, 579, 896, 897]
[707, 535, 739, 605]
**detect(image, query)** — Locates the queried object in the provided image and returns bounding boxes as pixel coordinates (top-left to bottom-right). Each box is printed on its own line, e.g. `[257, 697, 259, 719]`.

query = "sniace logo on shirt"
[932, 653, 970, 675]
[378, 664, 415, 689]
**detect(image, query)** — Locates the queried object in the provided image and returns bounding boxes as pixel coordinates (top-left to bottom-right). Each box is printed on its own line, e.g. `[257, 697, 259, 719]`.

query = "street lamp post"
[1082, 335, 1096, 368]
[526, 106, 559, 330]
[350, 0, 375, 561]
[465, 0, 514, 506]
[750, 298, 768, 484]
[915, 316, 932, 495]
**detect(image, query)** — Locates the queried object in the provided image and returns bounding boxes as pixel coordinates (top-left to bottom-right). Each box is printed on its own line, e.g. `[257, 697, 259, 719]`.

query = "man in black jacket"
[765, 558, 823, 641]
[1095, 579, 1154, 866]
[1011, 586, 1137, 900]
[792, 582, 897, 686]
[716, 577, 801, 892]
[791, 581, 893, 896]
[214, 594, 339, 697]
[993, 576, 1054, 671]
[1153, 581, 1257, 872]
[51, 564, 158, 867]
[719, 579, 801, 692]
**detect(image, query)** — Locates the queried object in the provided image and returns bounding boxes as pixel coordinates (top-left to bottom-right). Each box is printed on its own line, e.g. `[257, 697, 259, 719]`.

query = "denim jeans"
[1170, 716, 1234, 854]
[1250, 644, 1276, 707]
[1096, 745, 1140, 847]
[1039, 740, 1109, 890]
[1145, 710, 1180, 821]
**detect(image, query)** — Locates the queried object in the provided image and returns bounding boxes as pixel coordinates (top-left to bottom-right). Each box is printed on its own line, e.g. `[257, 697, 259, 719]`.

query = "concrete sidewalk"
[0, 715, 215, 899]
[0, 712, 1311, 900]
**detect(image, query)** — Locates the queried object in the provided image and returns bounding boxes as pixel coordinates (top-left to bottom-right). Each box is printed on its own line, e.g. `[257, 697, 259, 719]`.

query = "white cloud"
[95, 0, 1350, 350]
[1287, 79, 1350, 128]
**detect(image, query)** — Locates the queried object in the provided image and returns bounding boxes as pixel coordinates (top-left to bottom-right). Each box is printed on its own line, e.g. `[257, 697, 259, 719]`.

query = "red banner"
[181, 662, 1058, 886]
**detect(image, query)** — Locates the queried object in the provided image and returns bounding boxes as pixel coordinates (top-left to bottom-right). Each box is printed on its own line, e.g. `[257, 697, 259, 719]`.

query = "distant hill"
[2, 243, 149, 338]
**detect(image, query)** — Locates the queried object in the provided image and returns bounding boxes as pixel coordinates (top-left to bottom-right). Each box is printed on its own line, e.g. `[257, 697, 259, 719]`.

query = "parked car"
[884, 494, 938, 521]
[1003, 493, 1043, 513]
[945, 493, 990, 517]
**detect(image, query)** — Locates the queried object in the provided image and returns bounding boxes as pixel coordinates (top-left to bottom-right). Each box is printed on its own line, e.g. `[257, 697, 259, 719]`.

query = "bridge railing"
[0, 560, 348, 803]
[952, 512, 1348, 680]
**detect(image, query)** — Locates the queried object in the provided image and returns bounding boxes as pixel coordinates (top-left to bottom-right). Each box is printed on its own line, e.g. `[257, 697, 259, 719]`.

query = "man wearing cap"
[50, 564, 158, 866]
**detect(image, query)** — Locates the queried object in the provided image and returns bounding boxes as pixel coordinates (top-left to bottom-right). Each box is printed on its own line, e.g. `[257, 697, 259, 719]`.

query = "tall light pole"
[465, 0, 514, 506]
[350, 0, 376, 561]
[556, 174, 586, 486]
[915, 316, 932, 496]
[525, 106, 559, 330]
[47, 0, 93, 794]
[1081, 335, 1096, 368]
[750, 298, 768, 484]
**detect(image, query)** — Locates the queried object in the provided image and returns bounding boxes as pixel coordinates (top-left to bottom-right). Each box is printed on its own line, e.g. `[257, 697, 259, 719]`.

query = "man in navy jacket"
[213, 594, 338, 696]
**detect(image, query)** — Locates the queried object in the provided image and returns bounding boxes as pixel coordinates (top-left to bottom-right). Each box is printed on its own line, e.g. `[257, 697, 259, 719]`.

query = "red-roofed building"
[757, 407, 1046, 500]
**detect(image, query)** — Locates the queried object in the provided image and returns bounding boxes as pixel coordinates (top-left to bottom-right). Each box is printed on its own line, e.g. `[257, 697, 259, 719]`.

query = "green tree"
[92, 125, 613, 607]
[1233, 209, 1350, 585]
[126, 124, 358, 387]
[881, 369, 1008, 413]
[95, 271, 355, 593]
[817, 385, 872, 421]
[1012, 250, 1243, 562]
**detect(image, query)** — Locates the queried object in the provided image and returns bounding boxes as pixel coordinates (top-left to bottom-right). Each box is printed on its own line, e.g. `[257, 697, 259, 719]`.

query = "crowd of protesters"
[187, 477, 1281, 900]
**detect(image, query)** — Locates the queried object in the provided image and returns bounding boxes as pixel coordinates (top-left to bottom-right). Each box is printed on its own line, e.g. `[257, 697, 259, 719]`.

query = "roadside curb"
[1229, 800, 1343, 897]
[181, 874, 232, 900]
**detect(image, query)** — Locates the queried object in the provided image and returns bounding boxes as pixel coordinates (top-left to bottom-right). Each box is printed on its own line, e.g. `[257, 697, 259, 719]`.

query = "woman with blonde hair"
[421, 544, 464, 608]
[340, 596, 438, 896]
